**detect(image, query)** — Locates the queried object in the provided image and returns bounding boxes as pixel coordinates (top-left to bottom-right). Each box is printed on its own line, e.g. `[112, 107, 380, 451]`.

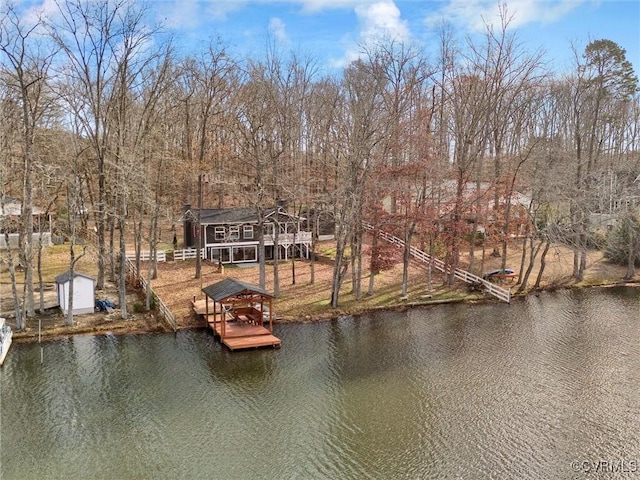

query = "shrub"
[603, 212, 640, 266]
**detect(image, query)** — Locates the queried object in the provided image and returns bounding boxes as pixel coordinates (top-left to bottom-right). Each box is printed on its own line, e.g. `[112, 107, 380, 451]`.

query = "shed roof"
[202, 278, 273, 302]
[55, 271, 95, 284]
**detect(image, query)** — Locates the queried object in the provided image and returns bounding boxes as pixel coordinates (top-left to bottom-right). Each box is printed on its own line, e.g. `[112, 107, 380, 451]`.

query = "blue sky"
[15, 0, 640, 75]
[152, 0, 640, 74]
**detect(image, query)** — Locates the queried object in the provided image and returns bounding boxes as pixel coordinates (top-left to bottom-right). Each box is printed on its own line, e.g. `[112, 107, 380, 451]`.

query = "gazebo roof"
[202, 278, 273, 302]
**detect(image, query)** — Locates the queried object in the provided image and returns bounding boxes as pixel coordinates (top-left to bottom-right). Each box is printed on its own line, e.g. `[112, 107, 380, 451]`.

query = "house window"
[229, 226, 240, 240]
[232, 246, 257, 262]
[215, 227, 225, 241]
[243, 225, 254, 239]
[264, 223, 274, 237]
[209, 247, 230, 263]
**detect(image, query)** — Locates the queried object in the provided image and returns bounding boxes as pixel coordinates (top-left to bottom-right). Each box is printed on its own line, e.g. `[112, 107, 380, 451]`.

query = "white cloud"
[425, 0, 587, 32]
[156, 0, 203, 30]
[332, 0, 410, 67]
[268, 17, 289, 43]
[297, 0, 369, 12]
[204, 0, 249, 20]
[14, 0, 64, 30]
[155, 0, 247, 30]
[355, 1, 410, 44]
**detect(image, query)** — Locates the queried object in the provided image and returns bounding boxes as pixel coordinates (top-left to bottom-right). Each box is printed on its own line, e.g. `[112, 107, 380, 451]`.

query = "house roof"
[199, 207, 261, 225]
[202, 278, 273, 302]
[182, 206, 303, 225]
[55, 271, 95, 284]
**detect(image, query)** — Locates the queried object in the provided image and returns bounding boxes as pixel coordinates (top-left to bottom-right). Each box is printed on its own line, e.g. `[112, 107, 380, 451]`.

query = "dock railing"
[363, 223, 510, 303]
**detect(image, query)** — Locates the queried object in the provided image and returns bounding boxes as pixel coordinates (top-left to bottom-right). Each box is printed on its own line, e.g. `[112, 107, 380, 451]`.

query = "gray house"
[182, 205, 312, 265]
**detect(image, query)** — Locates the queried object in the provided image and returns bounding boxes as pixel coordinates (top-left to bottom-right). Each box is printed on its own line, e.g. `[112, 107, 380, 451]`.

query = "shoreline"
[11, 279, 639, 345]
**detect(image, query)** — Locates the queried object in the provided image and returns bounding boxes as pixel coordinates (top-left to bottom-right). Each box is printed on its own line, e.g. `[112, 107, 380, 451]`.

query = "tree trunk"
[401, 223, 415, 297]
[624, 218, 635, 281]
[118, 217, 128, 320]
[517, 235, 542, 294]
[66, 242, 75, 327]
[351, 226, 362, 301]
[273, 220, 280, 297]
[3, 231, 24, 330]
[367, 227, 379, 296]
[330, 226, 349, 308]
[309, 207, 316, 285]
[146, 206, 159, 310]
[258, 212, 266, 289]
[108, 216, 116, 283]
[533, 241, 551, 290]
[195, 174, 203, 279]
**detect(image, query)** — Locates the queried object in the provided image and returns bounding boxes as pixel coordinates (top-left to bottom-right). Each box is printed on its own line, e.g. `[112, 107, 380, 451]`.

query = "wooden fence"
[124, 257, 178, 331]
[80, 231, 177, 329]
[363, 224, 511, 303]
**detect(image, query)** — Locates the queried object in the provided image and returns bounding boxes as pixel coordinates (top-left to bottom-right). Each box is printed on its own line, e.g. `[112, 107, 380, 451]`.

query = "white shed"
[55, 271, 95, 315]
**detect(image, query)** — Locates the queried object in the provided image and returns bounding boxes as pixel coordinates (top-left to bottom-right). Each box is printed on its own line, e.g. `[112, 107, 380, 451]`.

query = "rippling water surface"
[1, 287, 639, 479]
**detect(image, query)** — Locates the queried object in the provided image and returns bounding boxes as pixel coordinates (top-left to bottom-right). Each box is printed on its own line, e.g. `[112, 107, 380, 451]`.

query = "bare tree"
[178, 41, 235, 280]
[567, 39, 638, 280]
[0, 7, 56, 318]
[48, 0, 146, 292]
[330, 58, 386, 307]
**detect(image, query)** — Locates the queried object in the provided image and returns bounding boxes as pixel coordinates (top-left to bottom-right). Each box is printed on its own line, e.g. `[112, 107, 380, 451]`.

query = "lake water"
[1, 287, 639, 479]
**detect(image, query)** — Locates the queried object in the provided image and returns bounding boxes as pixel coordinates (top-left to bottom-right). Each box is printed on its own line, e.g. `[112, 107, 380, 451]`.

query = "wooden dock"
[209, 320, 281, 350]
[193, 292, 281, 351]
[207, 317, 281, 351]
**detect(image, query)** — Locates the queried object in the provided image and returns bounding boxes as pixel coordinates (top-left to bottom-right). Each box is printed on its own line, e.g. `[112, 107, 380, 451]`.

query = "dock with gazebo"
[196, 278, 281, 351]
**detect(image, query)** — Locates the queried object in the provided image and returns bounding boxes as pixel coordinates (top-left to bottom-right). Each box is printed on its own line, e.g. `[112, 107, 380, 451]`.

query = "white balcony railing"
[263, 231, 312, 244]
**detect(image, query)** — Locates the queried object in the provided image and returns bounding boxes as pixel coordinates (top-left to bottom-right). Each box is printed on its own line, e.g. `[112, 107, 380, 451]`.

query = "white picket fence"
[126, 248, 205, 262]
[125, 250, 166, 262]
[173, 248, 205, 261]
[363, 223, 511, 303]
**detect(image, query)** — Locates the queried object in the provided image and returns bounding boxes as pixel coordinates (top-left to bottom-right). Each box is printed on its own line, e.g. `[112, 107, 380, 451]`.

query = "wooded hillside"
[1, 1, 638, 328]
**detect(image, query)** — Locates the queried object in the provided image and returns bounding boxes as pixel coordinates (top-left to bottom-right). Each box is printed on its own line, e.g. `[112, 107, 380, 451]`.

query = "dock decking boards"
[207, 321, 281, 350]
[209, 322, 271, 338]
[222, 334, 281, 351]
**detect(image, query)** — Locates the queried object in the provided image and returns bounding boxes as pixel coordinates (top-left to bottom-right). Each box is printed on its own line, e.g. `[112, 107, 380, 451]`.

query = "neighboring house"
[181, 205, 312, 264]
[55, 271, 95, 315]
[589, 195, 640, 231]
[588, 171, 640, 231]
[0, 196, 52, 249]
[382, 180, 532, 238]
